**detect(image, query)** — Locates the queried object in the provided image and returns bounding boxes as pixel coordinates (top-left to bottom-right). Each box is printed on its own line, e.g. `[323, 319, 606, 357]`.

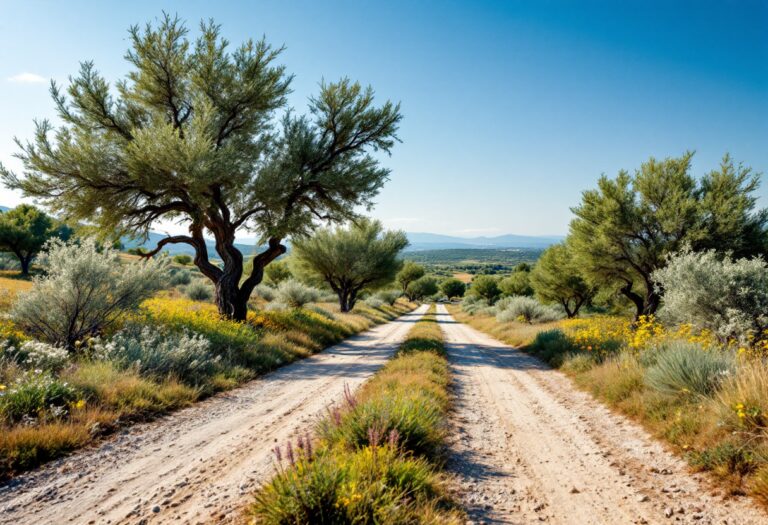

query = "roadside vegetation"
[455, 152, 768, 506]
[248, 306, 463, 524]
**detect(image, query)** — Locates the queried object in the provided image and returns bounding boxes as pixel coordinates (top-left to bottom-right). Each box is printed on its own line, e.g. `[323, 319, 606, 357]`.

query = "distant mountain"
[0, 205, 10, 212]
[404, 232, 564, 251]
[124, 231, 263, 258]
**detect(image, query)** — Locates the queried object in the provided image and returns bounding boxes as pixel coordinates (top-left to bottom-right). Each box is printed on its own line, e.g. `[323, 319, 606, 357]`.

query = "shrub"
[364, 296, 385, 308]
[11, 238, 167, 349]
[0, 370, 78, 424]
[185, 280, 213, 301]
[440, 278, 465, 299]
[529, 329, 575, 365]
[645, 341, 734, 398]
[254, 284, 276, 302]
[406, 276, 439, 302]
[15, 340, 70, 371]
[495, 296, 564, 324]
[172, 254, 192, 265]
[273, 279, 320, 309]
[461, 294, 488, 314]
[169, 269, 192, 286]
[94, 324, 219, 385]
[653, 249, 768, 345]
[372, 289, 401, 306]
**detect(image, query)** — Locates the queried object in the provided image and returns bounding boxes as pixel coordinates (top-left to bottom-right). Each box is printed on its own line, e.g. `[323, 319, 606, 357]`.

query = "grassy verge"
[0, 296, 413, 480]
[449, 304, 768, 507]
[247, 305, 464, 524]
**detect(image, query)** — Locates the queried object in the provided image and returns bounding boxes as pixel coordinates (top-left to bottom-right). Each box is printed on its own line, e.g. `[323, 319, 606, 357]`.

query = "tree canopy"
[569, 152, 766, 319]
[498, 271, 533, 297]
[0, 14, 401, 319]
[440, 277, 466, 299]
[469, 275, 500, 304]
[406, 276, 439, 301]
[0, 204, 69, 274]
[396, 261, 425, 294]
[291, 219, 408, 312]
[530, 242, 594, 318]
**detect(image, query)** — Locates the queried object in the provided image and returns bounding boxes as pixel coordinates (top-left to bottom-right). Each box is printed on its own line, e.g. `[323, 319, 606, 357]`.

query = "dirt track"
[437, 304, 767, 525]
[0, 305, 427, 525]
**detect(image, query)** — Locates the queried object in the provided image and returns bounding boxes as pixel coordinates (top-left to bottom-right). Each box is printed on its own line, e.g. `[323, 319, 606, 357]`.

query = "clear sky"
[1, 0, 766, 237]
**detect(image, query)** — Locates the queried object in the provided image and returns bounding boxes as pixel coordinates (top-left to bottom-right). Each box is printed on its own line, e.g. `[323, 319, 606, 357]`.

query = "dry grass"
[0, 273, 33, 312]
[249, 305, 464, 524]
[452, 272, 473, 284]
[448, 304, 558, 347]
[456, 303, 768, 506]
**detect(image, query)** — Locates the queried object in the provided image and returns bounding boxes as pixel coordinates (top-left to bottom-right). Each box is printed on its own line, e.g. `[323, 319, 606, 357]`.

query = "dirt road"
[0, 305, 427, 525]
[437, 305, 767, 525]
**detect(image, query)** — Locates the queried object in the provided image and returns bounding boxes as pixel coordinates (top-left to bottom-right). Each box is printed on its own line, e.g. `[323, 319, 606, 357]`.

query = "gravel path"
[437, 304, 767, 525]
[0, 305, 428, 525]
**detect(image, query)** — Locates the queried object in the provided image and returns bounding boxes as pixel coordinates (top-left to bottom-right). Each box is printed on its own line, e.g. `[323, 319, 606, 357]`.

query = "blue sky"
[1, 0, 766, 236]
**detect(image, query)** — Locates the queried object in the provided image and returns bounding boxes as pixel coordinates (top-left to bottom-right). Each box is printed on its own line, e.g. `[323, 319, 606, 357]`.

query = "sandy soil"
[437, 304, 767, 525]
[0, 305, 428, 525]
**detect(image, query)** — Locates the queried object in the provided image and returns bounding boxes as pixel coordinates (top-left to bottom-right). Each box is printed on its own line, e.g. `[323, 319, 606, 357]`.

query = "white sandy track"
[437, 304, 767, 525]
[0, 305, 428, 525]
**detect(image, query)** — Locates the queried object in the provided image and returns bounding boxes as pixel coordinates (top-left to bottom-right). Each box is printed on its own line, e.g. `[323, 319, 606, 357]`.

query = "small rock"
[664, 507, 674, 518]
[637, 495, 649, 503]
[570, 487, 580, 494]
[152, 505, 161, 513]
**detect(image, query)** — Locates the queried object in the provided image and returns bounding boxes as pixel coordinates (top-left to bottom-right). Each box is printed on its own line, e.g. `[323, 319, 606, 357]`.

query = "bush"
[94, 324, 219, 385]
[14, 340, 70, 371]
[169, 269, 192, 286]
[440, 278, 465, 299]
[185, 281, 213, 301]
[653, 249, 768, 345]
[0, 370, 78, 424]
[461, 294, 488, 314]
[372, 289, 401, 306]
[364, 296, 385, 308]
[495, 296, 564, 324]
[645, 341, 734, 398]
[273, 279, 320, 309]
[11, 238, 167, 349]
[469, 275, 500, 304]
[529, 329, 576, 365]
[254, 284, 276, 302]
[406, 276, 439, 301]
[172, 254, 192, 265]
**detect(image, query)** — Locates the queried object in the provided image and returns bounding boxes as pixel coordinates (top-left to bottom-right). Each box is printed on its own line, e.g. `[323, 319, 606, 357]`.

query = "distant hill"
[404, 232, 563, 250]
[124, 231, 262, 258]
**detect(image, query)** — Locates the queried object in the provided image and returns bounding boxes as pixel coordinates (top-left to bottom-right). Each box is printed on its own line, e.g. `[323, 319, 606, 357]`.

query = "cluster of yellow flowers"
[336, 480, 364, 508]
[140, 297, 260, 340]
[560, 315, 716, 357]
[0, 318, 27, 345]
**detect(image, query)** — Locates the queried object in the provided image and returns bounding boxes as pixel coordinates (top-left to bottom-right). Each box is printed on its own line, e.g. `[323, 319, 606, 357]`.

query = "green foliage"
[406, 276, 438, 301]
[645, 341, 734, 398]
[94, 324, 219, 385]
[653, 249, 768, 345]
[273, 279, 321, 309]
[0, 14, 402, 320]
[292, 219, 408, 312]
[440, 278, 465, 299]
[0, 371, 78, 424]
[0, 204, 68, 275]
[11, 239, 167, 349]
[396, 261, 425, 293]
[569, 152, 767, 318]
[530, 242, 594, 318]
[172, 254, 192, 265]
[169, 268, 192, 286]
[469, 275, 500, 304]
[185, 281, 213, 301]
[264, 259, 292, 285]
[498, 271, 533, 297]
[495, 296, 563, 324]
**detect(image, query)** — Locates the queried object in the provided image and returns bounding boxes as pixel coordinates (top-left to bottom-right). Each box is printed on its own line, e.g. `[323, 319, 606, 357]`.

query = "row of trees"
[490, 152, 766, 320]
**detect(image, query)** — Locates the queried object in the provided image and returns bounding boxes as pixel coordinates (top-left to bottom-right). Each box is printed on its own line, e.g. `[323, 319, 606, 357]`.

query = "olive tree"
[406, 276, 439, 301]
[1, 15, 401, 320]
[396, 261, 425, 294]
[291, 219, 408, 312]
[530, 242, 594, 318]
[570, 153, 766, 319]
[440, 277, 466, 299]
[469, 275, 500, 304]
[0, 204, 69, 275]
